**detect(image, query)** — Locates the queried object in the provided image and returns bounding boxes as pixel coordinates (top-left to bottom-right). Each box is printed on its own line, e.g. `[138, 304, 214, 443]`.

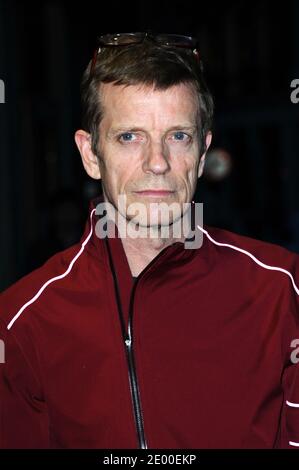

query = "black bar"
[0, 449, 297, 467]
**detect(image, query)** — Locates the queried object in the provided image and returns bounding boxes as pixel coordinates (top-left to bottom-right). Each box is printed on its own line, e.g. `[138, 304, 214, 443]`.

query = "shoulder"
[0, 242, 82, 330]
[204, 224, 299, 273]
[201, 225, 299, 308]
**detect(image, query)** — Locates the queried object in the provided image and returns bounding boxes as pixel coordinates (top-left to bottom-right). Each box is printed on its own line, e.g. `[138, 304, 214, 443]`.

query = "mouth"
[133, 190, 175, 197]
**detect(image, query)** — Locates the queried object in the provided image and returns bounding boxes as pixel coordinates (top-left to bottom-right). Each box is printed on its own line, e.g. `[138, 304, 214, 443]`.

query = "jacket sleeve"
[280, 258, 299, 449]
[281, 351, 299, 449]
[0, 320, 50, 448]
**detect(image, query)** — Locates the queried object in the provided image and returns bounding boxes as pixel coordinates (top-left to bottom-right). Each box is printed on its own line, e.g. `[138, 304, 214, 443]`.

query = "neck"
[102, 197, 189, 277]
[120, 221, 185, 277]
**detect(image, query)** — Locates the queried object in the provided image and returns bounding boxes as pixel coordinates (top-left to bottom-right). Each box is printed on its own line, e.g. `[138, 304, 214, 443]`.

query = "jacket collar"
[80, 192, 214, 329]
[81, 191, 212, 266]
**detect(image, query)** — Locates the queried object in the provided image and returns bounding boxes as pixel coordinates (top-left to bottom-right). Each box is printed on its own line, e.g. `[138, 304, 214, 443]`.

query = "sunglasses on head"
[89, 32, 200, 79]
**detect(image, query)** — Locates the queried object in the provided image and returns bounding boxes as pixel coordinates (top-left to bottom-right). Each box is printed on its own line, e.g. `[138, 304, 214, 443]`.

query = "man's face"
[96, 82, 210, 227]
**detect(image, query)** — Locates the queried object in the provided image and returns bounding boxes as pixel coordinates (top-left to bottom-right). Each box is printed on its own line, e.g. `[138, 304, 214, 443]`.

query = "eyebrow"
[107, 125, 197, 138]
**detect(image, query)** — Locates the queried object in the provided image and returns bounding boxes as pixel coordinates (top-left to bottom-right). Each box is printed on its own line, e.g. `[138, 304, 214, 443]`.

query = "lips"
[134, 190, 175, 197]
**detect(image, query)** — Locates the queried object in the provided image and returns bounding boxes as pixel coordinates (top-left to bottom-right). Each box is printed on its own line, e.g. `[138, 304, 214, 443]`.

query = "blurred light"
[204, 148, 232, 181]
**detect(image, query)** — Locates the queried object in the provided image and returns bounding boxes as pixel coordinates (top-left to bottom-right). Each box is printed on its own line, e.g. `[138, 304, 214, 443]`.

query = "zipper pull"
[125, 336, 131, 348]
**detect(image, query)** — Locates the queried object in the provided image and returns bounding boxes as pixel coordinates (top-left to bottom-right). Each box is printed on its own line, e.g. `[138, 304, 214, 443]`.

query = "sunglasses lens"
[98, 33, 144, 46]
[155, 34, 197, 48]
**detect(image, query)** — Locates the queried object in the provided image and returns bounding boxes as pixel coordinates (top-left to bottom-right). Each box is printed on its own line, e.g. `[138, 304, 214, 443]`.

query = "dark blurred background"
[1, 0, 299, 291]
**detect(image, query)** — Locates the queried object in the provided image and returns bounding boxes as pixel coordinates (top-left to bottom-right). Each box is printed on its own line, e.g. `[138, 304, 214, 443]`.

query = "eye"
[171, 131, 191, 142]
[119, 132, 136, 142]
[174, 131, 186, 140]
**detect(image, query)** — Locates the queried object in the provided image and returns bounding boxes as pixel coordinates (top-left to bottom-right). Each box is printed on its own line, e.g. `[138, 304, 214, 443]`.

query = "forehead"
[99, 82, 198, 127]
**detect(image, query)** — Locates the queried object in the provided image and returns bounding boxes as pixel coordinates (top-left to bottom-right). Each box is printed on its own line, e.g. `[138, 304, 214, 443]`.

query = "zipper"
[105, 237, 147, 449]
[125, 320, 147, 449]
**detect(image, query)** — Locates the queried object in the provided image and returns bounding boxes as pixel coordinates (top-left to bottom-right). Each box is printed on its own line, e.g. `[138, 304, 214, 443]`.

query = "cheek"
[174, 157, 198, 184]
[105, 159, 140, 193]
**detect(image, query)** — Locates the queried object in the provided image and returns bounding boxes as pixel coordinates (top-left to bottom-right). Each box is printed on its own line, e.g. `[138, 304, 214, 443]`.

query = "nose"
[142, 140, 170, 175]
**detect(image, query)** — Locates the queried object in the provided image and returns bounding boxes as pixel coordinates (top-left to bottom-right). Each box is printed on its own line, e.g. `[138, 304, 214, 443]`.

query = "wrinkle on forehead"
[99, 82, 199, 132]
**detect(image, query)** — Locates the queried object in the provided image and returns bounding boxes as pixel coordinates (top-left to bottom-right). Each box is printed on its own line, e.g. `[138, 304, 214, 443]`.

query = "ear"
[74, 129, 102, 180]
[198, 131, 212, 178]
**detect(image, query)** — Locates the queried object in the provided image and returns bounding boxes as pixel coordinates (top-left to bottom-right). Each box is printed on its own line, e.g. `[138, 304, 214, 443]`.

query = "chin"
[147, 207, 183, 227]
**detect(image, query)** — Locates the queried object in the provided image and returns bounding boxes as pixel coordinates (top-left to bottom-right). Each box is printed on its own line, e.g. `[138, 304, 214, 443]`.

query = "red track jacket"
[0, 195, 299, 449]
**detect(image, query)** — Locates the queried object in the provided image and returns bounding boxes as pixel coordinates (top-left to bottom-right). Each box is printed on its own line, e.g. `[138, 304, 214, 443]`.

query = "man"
[0, 32, 298, 449]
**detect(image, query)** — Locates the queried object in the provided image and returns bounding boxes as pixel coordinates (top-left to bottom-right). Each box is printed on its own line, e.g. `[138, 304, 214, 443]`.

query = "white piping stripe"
[289, 441, 299, 447]
[197, 225, 299, 296]
[6, 215, 299, 330]
[7, 208, 96, 330]
[286, 400, 299, 408]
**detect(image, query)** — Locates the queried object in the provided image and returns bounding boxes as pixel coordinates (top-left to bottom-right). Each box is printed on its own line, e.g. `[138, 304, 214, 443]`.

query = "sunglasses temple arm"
[193, 48, 200, 62]
[89, 48, 100, 79]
